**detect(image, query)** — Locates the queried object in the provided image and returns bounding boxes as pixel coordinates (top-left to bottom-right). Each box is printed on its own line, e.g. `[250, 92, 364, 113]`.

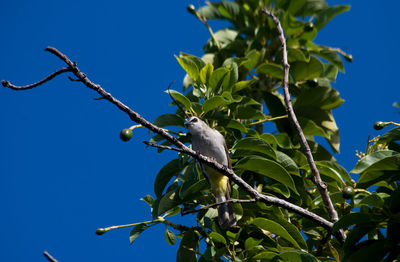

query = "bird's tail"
[216, 195, 236, 229]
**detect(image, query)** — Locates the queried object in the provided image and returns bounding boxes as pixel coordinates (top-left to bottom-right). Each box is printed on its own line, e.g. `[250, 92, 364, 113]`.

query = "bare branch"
[2, 46, 334, 232]
[2, 67, 72, 90]
[262, 7, 345, 242]
[182, 198, 257, 215]
[43, 250, 59, 262]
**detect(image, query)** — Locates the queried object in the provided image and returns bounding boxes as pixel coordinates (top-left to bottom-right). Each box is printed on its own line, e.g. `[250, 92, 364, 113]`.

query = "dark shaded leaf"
[232, 137, 276, 159]
[291, 56, 324, 81]
[314, 5, 351, 31]
[177, 230, 198, 262]
[158, 191, 180, 216]
[332, 213, 375, 232]
[153, 114, 184, 127]
[154, 159, 181, 198]
[256, 63, 284, 79]
[129, 223, 149, 244]
[140, 195, 154, 207]
[209, 232, 227, 244]
[252, 218, 301, 249]
[165, 229, 177, 245]
[235, 156, 298, 195]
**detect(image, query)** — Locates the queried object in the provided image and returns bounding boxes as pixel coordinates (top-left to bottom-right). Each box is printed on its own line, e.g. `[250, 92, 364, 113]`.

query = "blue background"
[0, 0, 398, 261]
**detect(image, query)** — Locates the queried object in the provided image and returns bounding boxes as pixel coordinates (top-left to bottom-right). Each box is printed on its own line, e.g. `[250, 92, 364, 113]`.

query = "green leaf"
[251, 251, 278, 260]
[153, 114, 184, 127]
[342, 240, 386, 262]
[224, 119, 248, 133]
[317, 160, 351, 182]
[298, 117, 329, 138]
[129, 223, 149, 244]
[291, 56, 324, 81]
[244, 237, 263, 250]
[314, 5, 351, 31]
[235, 156, 298, 195]
[324, 64, 339, 82]
[288, 0, 307, 15]
[232, 137, 276, 159]
[165, 89, 192, 110]
[209, 232, 227, 244]
[256, 63, 284, 79]
[295, 85, 344, 110]
[165, 229, 177, 245]
[219, 1, 240, 20]
[270, 214, 308, 250]
[332, 213, 375, 233]
[350, 150, 399, 174]
[377, 127, 400, 144]
[209, 67, 230, 92]
[158, 191, 180, 216]
[205, 28, 238, 50]
[197, 4, 223, 20]
[179, 179, 208, 200]
[275, 151, 299, 176]
[154, 159, 181, 198]
[199, 63, 214, 85]
[175, 55, 200, 81]
[279, 249, 318, 262]
[359, 193, 384, 209]
[242, 50, 261, 71]
[287, 48, 308, 63]
[140, 195, 154, 207]
[177, 230, 198, 262]
[315, 48, 345, 72]
[233, 80, 255, 93]
[202, 96, 230, 114]
[203, 246, 217, 261]
[252, 218, 301, 249]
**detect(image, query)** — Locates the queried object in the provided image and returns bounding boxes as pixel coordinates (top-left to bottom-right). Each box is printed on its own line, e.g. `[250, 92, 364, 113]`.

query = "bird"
[184, 116, 236, 229]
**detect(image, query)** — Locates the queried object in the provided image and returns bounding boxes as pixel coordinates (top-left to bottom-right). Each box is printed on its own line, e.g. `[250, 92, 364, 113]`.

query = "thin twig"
[43, 250, 59, 262]
[182, 198, 257, 215]
[262, 7, 345, 242]
[2, 67, 72, 90]
[2, 47, 334, 232]
[143, 141, 183, 153]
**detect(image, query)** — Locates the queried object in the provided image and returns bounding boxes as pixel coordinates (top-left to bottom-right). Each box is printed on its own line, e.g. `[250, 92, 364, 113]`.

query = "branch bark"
[43, 250, 59, 262]
[262, 7, 345, 242]
[2, 46, 335, 233]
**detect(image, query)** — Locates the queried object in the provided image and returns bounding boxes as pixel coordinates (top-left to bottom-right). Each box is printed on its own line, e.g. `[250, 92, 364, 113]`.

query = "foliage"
[120, 1, 399, 261]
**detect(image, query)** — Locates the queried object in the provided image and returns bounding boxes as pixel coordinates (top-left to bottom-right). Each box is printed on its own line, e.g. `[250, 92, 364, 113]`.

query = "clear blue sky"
[0, 0, 398, 261]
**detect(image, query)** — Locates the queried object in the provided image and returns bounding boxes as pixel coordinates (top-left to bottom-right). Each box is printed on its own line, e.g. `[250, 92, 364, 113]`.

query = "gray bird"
[185, 116, 236, 229]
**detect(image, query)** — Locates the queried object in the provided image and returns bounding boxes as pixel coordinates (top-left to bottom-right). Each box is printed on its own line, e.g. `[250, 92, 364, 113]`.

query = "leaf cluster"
[119, 1, 395, 261]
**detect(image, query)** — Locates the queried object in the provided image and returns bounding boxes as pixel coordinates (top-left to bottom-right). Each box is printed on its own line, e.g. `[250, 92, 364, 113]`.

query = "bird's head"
[184, 116, 207, 135]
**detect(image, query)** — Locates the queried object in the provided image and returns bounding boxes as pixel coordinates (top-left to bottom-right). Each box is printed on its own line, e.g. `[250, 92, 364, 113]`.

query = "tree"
[2, 0, 399, 261]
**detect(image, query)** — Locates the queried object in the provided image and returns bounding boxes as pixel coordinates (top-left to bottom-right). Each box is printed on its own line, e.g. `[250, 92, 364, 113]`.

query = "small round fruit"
[187, 4, 196, 14]
[120, 128, 133, 141]
[307, 78, 318, 87]
[373, 121, 386, 130]
[344, 54, 353, 62]
[342, 186, 355, 199]
[95, 228, 107, 235]
[304, 23, 314, 32]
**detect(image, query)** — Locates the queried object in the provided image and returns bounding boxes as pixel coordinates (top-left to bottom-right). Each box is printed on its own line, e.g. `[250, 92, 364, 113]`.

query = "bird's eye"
[191, 118, 198, 123]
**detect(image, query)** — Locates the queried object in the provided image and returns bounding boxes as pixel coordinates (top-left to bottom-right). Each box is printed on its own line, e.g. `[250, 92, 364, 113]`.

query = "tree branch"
[2, 67, 72, 90]
[2, 47, 334, 233]
[43, 250, 59, 262]
[143, 141, 182, 153]
[181, 198, 257, 215]
[262, 7, 345, 242]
